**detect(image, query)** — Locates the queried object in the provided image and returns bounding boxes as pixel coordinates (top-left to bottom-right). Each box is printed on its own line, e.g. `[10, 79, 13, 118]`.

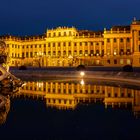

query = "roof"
[111, 26, 130, 31]
[77, 30, 103, 37]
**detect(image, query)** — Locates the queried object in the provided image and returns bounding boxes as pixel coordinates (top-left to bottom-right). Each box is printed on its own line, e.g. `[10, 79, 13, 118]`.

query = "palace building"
[0, 19, 140, 67]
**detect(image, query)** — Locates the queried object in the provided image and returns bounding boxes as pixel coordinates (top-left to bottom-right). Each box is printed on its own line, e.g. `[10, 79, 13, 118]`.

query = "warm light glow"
[37, 82, 43, 88]
[80, 79, 84, 85]
[80, 71, 85, 76]
[114, 52, 117, 55]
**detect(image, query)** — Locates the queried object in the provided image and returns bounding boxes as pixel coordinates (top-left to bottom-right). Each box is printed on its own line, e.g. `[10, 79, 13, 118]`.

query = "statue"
[0, 40, 23, 94]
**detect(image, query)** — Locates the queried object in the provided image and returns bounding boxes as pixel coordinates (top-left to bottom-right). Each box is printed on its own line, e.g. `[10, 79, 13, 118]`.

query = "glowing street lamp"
[80, 71, 85, 76]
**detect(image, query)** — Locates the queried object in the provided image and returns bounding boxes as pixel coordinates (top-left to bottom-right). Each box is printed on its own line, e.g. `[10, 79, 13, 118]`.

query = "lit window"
[127, 59, 131, 65]
[120, 59, 124, 64]
[114, 51, 117, 55]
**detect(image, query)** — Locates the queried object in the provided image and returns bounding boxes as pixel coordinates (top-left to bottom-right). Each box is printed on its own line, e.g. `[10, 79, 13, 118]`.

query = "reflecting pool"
[0, 78, 140, 140]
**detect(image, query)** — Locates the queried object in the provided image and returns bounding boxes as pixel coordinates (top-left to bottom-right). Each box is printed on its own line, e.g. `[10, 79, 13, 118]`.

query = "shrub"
[19, 65, 27, 70]
[122, 65, 133, 72]
[76, 65, 86, 71]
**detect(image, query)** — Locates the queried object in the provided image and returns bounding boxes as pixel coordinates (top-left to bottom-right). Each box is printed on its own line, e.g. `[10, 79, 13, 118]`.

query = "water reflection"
[14, 79, 140, 118]
[0, 95, 10, 125]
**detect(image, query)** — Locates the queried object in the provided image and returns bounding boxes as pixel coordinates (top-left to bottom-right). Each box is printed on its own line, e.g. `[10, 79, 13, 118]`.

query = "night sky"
[0, 0, 140, 35]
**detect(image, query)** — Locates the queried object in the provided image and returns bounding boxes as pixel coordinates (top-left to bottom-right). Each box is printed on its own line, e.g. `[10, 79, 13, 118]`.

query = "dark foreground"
[0, 98, 139, 140]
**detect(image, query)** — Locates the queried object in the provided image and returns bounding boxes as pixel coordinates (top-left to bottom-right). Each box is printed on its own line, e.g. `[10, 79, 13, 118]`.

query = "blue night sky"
[0, 0, 140, 35]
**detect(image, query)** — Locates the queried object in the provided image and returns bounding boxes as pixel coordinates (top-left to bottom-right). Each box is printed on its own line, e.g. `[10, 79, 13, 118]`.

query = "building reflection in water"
[0, 95, 10, 125]
[15, 79, 140, 118]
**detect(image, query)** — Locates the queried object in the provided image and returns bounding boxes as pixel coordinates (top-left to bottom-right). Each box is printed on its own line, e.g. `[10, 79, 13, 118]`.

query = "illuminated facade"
[15, 80, 140, 117]
[0, 19, 140, 67]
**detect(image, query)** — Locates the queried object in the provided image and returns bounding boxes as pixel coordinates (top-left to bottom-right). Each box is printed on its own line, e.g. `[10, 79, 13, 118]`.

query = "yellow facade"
[1, 19, 140, 67]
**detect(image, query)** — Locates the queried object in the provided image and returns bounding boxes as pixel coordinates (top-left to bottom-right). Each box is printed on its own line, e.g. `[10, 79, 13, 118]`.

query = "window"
[26, 52, 28, 57]
[53, 33, 56, 37]
[114, 38, 116, 42]
[120, 59, 124, 64]
[102, 42, 104, 45]
[63, 51, 66, 55]
[127, 59, 131, 65]
[74, 42, 77, 46]
[48, 33, 51, 37]
[58, 51, 61, 56]
[90, 50, 94, 55]
[58, 32, 61, 37]
[114, 59, 117, 64]
[107, 59, 110, 64]
[85, 50, 88, 56]
[120, 49, 124, 55]
[139, 45, 140, 52]
[101, 50, 104, 56]
[53, 51, 56, 55]
[69, 31, 72, 36]
[96, 50, 99, 56]
[79, 50, 82, 55]
[22, 52, 24, 58]
[107, 38, 110, 42]
[53, 43, 55, 47]
[80, 42, 82, 46]
[64, 32, 66, 36]
[96, 42, 99, 45]
[48, 51, 51, 55]
[31, 45, 33, 48]
[115, 93, 117, 97]
[68, 51, 71, 55]
[120, 38, 123, 42]
[30, 52, 33, 57]
[85, 42, 88, 46]
[58, 42, 61, 47]
[68, 42, 71, 46]
[48, 43, 50, 47]
[126, 49, 131, 55]
[121, 93, 124, 97]
[139, 31, 140, 36]
[63, 42, 66, 46]
[127, 38, 130, 42]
